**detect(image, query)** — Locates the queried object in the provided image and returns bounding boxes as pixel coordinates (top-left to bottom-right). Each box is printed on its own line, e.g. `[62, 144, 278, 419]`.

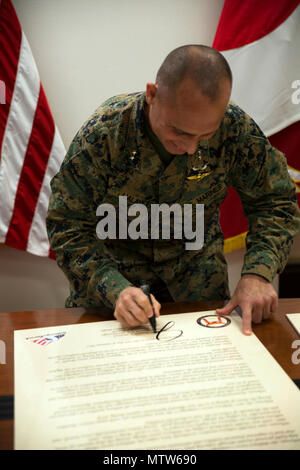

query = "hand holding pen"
[140, 281, 157, 333]
[114, 283, 161, 329]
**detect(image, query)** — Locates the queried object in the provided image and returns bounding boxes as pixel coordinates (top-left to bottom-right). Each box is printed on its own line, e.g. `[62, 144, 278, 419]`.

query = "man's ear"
[145, 82, 158, 105]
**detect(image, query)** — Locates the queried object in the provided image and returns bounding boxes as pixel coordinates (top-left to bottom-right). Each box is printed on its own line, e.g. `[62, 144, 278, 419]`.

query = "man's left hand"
[216, 274, 278, 335]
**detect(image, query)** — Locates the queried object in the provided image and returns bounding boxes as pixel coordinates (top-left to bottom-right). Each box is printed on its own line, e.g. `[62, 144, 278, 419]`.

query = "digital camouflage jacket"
[46, 92, 300, 309]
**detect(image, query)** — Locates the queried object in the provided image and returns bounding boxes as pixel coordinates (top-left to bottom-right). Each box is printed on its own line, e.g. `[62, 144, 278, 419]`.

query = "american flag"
[30, 333, 66, 346]
[0, 0, 65, 258]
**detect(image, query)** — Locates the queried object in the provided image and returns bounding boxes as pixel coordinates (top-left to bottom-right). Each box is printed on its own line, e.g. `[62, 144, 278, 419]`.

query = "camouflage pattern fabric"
[46, 92, 300, 309]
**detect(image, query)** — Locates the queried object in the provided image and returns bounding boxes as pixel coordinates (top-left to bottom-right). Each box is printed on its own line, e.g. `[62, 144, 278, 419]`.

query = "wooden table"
[1, 299, 300, 450]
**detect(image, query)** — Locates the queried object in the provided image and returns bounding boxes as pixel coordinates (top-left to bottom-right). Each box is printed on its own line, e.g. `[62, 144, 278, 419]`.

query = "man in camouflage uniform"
[46, 45, 300, 335]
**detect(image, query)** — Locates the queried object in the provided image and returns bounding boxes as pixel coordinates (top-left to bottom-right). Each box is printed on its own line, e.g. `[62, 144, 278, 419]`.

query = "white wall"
[0, 0, 297, 312]
[12, 0, 225, 148]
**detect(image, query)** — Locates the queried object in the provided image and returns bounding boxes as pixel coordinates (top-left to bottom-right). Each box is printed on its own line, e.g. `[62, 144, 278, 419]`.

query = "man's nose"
[185, 141, 199, 155]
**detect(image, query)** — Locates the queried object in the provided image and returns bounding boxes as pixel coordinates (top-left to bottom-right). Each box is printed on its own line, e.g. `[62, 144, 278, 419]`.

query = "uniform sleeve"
[226, 121, 300, 282]
[46, 131, 134, 309]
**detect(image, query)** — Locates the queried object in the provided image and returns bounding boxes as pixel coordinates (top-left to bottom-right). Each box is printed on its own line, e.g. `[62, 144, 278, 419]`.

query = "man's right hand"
[114, 286, 161, 328]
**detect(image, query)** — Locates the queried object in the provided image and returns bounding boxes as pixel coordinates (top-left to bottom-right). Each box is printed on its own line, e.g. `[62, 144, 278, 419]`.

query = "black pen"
[140, 281, 157, 333]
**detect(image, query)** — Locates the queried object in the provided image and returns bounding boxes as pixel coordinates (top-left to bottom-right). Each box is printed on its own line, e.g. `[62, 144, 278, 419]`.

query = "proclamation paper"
[14, 311, 300, 450]
[286, 313, 300, 336]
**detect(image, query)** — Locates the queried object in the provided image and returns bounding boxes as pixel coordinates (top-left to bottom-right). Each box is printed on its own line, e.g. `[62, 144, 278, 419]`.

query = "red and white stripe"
[0, 0, 65, 257]
[214, 0, 300, 251]
[33, 337, 51, 346]
[214, 0, 300, 137]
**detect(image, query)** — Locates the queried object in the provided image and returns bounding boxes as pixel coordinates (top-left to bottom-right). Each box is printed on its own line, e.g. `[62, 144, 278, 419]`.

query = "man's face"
[145, 77, 231, 155]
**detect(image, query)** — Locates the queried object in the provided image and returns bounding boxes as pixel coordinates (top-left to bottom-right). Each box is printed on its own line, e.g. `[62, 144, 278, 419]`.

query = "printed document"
[14, 311, 300, 449]
[286, 313, 300, 336]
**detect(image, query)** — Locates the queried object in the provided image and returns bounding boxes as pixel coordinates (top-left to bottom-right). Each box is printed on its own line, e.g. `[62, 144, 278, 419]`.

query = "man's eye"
[173, 128, 184, 136]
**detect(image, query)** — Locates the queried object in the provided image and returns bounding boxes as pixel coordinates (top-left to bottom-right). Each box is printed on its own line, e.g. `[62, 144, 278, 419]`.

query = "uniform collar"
[124, 92, 167, 176]
[126, 91, 153, 151]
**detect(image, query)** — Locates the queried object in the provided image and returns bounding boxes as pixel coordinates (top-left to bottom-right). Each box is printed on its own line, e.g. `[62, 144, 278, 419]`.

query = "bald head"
[156, 44, 232, 102]
[145, 45, 231, 155]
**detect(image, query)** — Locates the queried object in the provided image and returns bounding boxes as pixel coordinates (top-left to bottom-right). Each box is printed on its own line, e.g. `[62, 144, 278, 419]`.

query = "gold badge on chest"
[186, 149, 211, 181]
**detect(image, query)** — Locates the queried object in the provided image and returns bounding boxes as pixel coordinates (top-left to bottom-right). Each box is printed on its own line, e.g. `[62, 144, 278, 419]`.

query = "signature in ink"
[156, 321, 183, 341]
